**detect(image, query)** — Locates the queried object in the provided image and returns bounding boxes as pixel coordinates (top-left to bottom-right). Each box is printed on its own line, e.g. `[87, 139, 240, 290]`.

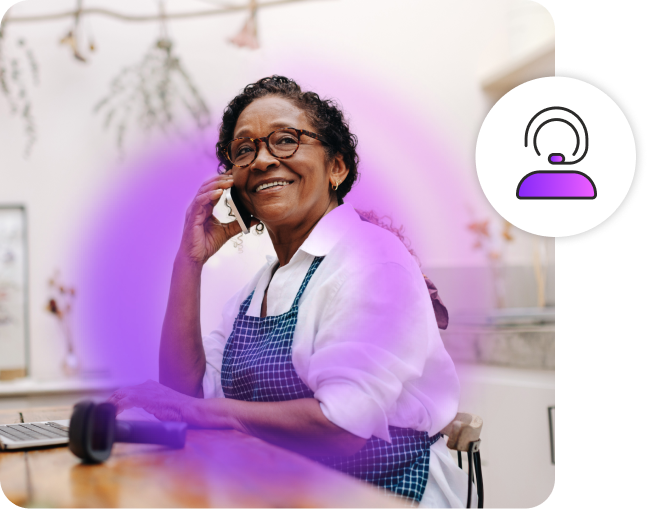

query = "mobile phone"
[224, 186, 253, 234]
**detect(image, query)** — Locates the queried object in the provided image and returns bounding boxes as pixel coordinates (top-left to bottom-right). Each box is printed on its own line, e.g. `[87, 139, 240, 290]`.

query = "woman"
[109, 76, 465, 506]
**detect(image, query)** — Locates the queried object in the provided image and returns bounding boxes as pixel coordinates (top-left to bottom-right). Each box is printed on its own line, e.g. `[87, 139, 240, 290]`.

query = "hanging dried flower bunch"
[229, 0, 260, 50]
[467, 218, 514, 259]
[94, 37, 211, 155]
[467, 217, 515, 308]
[45, 270, 79, 376]
[0, 20, 39, 157]
[58, 0, 96, 63]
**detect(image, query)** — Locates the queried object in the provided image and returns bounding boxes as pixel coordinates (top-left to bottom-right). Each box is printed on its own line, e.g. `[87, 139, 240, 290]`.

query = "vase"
[60, 318, 80, 377]
[62, 349, 80, 377]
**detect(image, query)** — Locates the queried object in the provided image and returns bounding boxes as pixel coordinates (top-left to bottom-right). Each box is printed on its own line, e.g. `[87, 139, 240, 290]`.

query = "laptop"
[0, 420, 69, 450]
[0, 407, 160, 450]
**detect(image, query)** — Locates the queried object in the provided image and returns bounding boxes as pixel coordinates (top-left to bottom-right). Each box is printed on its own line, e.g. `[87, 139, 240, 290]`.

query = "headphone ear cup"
[69, 400, 94, 461]
[69, 400, 116, 463]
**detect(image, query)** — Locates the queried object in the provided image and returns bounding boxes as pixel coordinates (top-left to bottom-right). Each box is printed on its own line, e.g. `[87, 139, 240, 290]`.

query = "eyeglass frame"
[217, 127, 328, 168]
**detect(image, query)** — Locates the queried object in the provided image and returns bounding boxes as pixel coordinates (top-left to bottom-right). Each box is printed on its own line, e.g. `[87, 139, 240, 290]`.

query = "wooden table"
[0, 407, 407, 508]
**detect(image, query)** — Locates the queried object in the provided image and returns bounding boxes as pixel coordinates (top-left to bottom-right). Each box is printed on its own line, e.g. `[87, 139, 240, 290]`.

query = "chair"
[441, 413, 484, 508]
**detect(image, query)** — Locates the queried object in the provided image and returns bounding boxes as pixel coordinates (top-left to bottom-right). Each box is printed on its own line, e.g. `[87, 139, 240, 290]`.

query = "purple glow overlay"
[74, 146, 216, 383]
[518, 172, 596, 198]
[72, 65, 491, 393]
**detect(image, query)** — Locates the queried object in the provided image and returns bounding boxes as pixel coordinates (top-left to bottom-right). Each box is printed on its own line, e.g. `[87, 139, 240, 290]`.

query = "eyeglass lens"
[229, 128, 300, 166]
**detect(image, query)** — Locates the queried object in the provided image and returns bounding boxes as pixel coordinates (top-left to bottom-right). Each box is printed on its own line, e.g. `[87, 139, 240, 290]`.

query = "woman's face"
[229, 96, 346, 231]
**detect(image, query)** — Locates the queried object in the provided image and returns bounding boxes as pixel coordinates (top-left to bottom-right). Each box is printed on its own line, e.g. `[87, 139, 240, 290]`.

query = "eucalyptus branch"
[94, 37, 212, 155]
[0, 24, 39, 157]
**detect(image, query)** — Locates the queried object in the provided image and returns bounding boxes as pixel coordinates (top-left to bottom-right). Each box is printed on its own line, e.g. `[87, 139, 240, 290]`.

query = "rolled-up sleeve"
[309, 262, 430, 443]
[202, 328, 228, 399]
[202, 293, 240, 399]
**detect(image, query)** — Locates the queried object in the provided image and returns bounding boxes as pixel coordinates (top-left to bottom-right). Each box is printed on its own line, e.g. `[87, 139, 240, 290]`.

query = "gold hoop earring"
[333, 179, 340, 191]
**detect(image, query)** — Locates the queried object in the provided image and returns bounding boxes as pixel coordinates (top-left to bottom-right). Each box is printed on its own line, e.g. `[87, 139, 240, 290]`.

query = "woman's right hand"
[178, 172, 246, 265]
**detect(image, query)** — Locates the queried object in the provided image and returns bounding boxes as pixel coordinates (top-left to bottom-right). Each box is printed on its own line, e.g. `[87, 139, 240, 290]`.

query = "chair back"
[441, 412, 483, 451]
[441, 412, 484, 508]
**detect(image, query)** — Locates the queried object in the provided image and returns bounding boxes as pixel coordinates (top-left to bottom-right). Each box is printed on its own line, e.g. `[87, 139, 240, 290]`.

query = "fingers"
[221, 215, 244, 238]
[107, 383, 154, 415]
[188, 190, 224, 227]
[107, 381, 152, 410]
[189, 175, 235, 221]
[195, 188, 224, 207]
[107, 382, 186, 421]
[108, 389, 134, 415]
[190, 192, 224, 228]
[197, 171, 232, 187]
[107, 389, 125, 405]
[197, 173, 234, 196]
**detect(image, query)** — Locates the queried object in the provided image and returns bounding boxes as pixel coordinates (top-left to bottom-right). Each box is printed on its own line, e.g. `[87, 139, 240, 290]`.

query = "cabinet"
[455, 364, 555, 508]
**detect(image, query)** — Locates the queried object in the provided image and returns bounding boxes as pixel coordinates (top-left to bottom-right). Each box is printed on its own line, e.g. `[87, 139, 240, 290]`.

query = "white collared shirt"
[202, 203, 460, 442]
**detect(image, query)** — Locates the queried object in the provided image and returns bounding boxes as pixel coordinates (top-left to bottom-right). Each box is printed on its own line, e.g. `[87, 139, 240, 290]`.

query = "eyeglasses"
[218, 127, 327, 168]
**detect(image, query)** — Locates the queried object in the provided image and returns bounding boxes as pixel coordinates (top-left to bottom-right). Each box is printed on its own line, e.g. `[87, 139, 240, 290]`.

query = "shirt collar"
[299, 202, 360, 257]
[264, 203, 360, 266]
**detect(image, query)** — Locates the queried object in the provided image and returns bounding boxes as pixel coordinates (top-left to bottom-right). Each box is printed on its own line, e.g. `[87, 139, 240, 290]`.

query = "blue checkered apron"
[221, 256, 441, 503]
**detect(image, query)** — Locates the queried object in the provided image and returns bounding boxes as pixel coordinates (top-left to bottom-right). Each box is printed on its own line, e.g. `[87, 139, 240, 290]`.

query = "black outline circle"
[555, 65, 648, 248]
[532, 118, 580, 157]
[524, 106, 589, 165]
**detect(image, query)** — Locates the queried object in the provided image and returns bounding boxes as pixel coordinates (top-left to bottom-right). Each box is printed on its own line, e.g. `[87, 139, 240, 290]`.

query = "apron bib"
[221, 256, 440, 503]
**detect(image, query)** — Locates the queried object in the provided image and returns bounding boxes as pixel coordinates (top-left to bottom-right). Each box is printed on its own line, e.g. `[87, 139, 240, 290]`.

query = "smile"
[255, 180, 292, 193]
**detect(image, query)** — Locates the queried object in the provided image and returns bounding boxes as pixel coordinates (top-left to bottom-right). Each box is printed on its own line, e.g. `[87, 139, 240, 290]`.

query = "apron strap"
[238, 290, 255, 315]
[238, 256, 324, 317]
[290, 256, 325, 309]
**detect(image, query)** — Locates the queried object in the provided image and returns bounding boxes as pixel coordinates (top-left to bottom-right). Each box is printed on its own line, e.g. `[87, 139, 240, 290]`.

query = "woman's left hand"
[107, 380, 193, 422]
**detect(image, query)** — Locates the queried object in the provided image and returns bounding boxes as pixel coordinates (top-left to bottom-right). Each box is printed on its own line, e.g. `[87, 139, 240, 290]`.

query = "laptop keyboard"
[0, 422, 69, 442]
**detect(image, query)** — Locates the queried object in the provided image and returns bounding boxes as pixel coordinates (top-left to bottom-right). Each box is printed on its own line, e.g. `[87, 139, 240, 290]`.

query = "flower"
[467, 220, 490, 238]
[46, 271, 75, 319]
[488, 251, 501, 261]
[228, 15, 259, 50]
[46, 298, 61, 317]
[59, 29, 86, 62]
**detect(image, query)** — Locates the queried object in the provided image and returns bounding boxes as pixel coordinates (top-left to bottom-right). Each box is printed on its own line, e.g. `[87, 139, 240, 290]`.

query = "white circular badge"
[476, 77, 635, 237]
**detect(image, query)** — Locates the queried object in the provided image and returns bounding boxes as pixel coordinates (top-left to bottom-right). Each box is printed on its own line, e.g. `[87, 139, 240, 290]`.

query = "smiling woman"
[217, 75, 359, 199]
[109, 76, 466, 506]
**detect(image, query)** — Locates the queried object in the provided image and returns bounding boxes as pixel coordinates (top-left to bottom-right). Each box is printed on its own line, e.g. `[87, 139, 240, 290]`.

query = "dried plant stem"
[532, 238, 547, 308]
[94, 37, 211, 155]
[0, 21, 39, 157]
[2, 0, 312, 24]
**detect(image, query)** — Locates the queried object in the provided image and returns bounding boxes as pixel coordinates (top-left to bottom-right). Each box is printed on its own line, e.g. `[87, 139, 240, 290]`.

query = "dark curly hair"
[216, 75, 360, 203]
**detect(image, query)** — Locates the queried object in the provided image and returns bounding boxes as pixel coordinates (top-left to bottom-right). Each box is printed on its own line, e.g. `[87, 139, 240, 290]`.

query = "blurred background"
[0, 0, 554, 506]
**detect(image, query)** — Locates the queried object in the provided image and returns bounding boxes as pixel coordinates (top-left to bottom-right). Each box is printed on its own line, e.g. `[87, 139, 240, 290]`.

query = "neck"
[267, 196, 338, 266]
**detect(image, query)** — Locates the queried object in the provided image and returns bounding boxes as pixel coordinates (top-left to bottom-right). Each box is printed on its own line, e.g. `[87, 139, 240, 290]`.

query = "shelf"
[441, 307, 555, 371]
[0, 377, 120, 397]
[481, 41, 555, 101]
[454, 307, 555, 327]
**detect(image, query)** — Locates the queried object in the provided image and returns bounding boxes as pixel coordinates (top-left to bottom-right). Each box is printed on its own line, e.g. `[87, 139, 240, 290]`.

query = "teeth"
[256, 181, 289, 192]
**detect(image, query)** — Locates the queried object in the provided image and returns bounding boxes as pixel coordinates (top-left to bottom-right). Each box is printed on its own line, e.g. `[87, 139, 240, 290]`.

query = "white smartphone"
[223, 187, 251, 234]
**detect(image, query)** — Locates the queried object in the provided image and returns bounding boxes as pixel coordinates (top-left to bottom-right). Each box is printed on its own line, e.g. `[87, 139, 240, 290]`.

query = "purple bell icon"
[517, 107, 596, 199]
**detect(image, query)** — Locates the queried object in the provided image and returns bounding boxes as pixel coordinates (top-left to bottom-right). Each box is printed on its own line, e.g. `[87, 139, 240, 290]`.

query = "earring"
[333, 179, 340, 191]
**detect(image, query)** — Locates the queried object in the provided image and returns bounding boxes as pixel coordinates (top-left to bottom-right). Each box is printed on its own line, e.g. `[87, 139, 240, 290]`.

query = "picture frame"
[0, 205, 29, 380]
[548, 405, 555, 465]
